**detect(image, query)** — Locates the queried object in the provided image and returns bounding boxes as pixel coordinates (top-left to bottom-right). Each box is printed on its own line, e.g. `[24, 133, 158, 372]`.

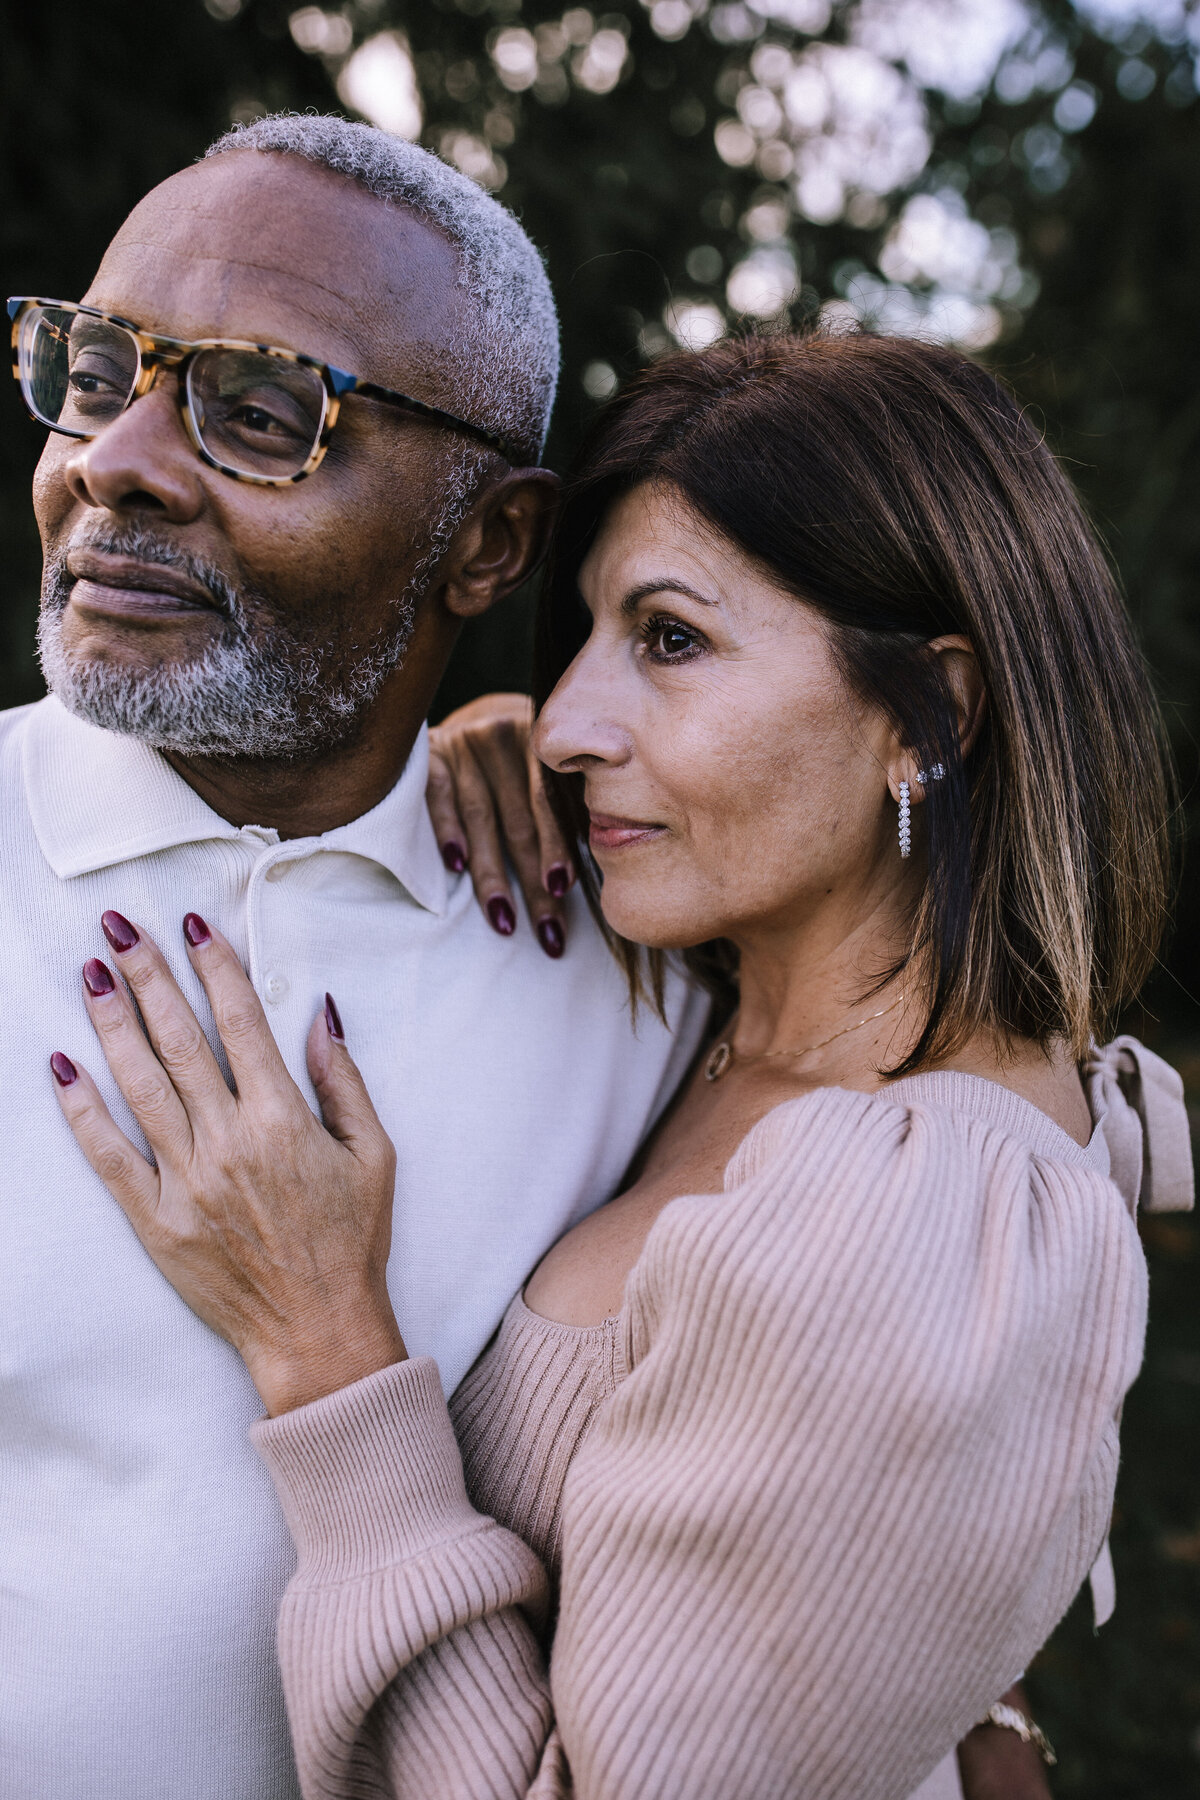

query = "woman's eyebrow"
[620, 578, 718, 615]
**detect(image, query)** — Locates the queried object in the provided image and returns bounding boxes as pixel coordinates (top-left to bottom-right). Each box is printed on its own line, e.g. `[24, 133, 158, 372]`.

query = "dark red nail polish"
[487, 896, 516, 937]
[324, 992, 345, 1043]
[546, 864, 570, 899]
[101, 910, 139, 954]
[441, 841, 467, 874]
[83, 958, 115, 998]
[50, 1052, 78, 1088]
[537, 917, 565, 959]
[183, 912, 211, 947]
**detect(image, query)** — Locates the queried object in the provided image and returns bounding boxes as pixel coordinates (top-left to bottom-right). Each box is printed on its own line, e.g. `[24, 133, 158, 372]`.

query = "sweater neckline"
[884, 1069, 1108, 1172]
[513, 1289, 620, 1337]
[517, 1068, 1109, 1337]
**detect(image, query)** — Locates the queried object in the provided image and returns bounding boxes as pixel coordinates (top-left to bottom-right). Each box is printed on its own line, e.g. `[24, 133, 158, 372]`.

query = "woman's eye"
[643, 615, 705, 662]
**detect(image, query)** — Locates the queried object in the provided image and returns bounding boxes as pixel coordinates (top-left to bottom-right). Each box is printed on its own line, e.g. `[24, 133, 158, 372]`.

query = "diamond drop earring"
[897, 780, 912, 858]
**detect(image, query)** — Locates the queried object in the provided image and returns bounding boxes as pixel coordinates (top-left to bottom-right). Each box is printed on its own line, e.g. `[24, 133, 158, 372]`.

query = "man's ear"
[440, 469, 560, 621]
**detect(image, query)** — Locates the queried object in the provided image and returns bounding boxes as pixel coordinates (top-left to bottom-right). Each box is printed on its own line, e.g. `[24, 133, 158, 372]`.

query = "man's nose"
[63, 376, 206, 521]
[533, 645, 634, 774]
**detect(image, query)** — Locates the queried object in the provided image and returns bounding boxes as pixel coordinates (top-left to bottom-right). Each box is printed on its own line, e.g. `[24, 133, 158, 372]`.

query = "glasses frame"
[7, 296, 515, 484]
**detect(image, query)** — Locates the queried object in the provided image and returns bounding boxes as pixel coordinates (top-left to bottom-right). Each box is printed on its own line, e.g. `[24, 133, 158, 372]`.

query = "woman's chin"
[598, 891, 724, 953]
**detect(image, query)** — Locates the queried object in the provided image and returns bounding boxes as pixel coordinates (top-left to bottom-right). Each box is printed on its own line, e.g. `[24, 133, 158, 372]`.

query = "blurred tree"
[1, 3, 1199, 1790]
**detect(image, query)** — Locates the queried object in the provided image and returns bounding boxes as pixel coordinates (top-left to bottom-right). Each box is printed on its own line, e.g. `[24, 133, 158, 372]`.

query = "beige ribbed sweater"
[254, 1042, 1193, 1800]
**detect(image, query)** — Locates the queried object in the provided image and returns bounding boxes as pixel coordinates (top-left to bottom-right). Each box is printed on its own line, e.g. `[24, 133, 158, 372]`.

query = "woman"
[51, 332, 1191, 1799]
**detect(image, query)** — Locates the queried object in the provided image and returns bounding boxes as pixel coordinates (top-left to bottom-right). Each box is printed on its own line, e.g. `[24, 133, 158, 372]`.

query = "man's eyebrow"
[619, 578, 718, 615]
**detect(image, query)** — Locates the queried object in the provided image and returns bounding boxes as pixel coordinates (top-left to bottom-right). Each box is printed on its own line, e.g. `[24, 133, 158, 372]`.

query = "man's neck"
[162, 677, 429, 840]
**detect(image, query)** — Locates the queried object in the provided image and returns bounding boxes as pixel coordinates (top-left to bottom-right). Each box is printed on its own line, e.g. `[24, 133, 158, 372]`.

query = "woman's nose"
[533, 648, 633, 774]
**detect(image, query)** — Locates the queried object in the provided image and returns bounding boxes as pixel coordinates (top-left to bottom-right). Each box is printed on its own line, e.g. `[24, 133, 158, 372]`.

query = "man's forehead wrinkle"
[89, 241, 469, 406]
[104, 227, 455, 313]
[89, 250, 369, 369]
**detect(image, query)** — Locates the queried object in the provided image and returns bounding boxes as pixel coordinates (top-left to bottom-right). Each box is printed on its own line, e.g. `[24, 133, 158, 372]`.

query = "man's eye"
[63, 360, 130, 423]
[67, 363, 126, 397]
[231, 402, 287, 434]
[643, 615, 704, 661]
[226, 398, 309, 440]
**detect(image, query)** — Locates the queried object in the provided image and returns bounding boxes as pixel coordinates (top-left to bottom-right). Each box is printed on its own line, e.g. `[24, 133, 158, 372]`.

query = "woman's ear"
[929, 634, 987, 759]
[884, 635, 986, 805]
[439, 469, 560, 621]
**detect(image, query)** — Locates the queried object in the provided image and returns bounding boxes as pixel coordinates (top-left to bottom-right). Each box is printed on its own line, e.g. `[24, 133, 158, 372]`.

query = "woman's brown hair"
[533, 331, 1174, 1072]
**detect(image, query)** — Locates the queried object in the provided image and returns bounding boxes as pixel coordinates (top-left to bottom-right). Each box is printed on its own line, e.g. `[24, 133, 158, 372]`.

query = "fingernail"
[50, 1052, 78, 1088]
[487, 896, 516, 937]
[440, 841, 467, 874]
[101, 910, 139, 954]
[537, 917, 565, 959]
[83, 958, 115, 998]
[324, 992, 345, 1043]
[183, 912, 211, 947]
[546, 864, 570, 899]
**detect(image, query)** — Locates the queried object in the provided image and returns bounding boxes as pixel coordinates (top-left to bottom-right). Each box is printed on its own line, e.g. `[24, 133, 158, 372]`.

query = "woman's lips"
[587, 811, 666, 852]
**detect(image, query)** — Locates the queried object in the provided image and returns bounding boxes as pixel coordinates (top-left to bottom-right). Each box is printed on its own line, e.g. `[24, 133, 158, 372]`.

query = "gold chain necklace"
[703, 996, 904, 1083]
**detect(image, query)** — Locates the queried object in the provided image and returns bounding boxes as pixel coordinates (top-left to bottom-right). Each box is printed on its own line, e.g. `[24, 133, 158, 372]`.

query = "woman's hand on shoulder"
[427, 692, 575, 958]
[51, 914, 405, 1416]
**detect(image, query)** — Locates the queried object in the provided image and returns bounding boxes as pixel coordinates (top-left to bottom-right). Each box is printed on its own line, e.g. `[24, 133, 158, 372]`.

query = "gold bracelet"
[980, 1701, 1057, 1766]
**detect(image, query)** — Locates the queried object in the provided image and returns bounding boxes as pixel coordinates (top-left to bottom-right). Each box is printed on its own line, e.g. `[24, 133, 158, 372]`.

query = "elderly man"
[1, 116, 701, 1800]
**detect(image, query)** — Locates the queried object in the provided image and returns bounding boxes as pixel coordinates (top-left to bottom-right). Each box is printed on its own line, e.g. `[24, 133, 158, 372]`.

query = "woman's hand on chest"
[52, 913, 406, 1415]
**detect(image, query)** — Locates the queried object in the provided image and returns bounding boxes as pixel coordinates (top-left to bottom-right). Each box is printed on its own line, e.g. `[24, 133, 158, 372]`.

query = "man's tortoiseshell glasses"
[7, 297, 514, 485]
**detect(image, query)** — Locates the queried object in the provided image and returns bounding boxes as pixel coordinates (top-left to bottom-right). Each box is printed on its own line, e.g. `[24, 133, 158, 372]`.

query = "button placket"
[243, 844, 294, 1009]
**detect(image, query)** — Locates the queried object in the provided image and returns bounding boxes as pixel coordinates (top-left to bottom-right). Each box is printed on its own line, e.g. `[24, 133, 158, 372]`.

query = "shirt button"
[263, 972, 289, 1004]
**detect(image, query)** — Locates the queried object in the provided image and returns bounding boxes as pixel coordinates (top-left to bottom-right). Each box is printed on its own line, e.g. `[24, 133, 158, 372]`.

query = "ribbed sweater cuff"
[252, 1357, 481, 1583]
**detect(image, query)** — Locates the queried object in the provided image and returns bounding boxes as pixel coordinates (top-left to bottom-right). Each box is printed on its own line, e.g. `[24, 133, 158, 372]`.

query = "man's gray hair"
[205, 114, 559, 467]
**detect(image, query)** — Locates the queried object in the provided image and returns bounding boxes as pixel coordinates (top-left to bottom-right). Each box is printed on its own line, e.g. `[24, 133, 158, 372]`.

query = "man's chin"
[38, 586, 411, 764]
[41, 614, 275, 758]
[42, 639, 365, 765]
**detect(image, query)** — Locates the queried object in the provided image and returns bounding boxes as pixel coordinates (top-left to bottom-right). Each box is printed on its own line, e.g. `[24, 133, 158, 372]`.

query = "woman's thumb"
[306, 996, 387, 1156]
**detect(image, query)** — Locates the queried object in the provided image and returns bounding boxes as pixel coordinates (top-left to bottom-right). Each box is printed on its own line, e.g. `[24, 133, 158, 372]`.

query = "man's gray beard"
[37, 521, 443, 764]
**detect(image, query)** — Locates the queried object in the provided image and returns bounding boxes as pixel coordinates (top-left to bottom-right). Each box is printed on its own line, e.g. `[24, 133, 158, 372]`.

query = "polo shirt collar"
[23, 696, 447, 914]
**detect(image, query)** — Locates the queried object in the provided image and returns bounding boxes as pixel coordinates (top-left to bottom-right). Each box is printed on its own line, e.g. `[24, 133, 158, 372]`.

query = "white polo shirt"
[0, 695, 705, 1800]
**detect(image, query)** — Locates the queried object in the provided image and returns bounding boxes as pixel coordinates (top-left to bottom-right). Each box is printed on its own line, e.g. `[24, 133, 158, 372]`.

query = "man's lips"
[587, 811, 667, 852]
[65, 551, 224, 622]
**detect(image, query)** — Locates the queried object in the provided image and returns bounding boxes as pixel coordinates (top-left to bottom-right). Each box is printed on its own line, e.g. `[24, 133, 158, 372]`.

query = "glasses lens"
[19, 306, 139, 435]
[188, 349, 326, 479]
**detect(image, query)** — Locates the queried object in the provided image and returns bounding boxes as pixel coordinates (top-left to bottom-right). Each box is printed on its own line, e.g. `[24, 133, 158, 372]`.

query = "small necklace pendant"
[704, 1041, 733, 1082]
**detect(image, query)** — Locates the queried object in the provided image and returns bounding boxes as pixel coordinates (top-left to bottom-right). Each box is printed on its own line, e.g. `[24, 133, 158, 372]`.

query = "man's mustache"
[47, 524, 242, 620]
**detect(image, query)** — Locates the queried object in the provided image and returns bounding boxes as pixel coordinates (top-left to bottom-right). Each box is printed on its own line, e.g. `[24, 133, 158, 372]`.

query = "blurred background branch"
[2, 3, 1198, 1788]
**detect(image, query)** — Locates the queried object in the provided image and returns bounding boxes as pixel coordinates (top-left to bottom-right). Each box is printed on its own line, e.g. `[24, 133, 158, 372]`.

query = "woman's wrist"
[247, 1304, 408, 1417]
[957, 1684, 1055, 1800]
